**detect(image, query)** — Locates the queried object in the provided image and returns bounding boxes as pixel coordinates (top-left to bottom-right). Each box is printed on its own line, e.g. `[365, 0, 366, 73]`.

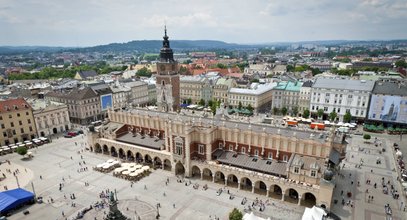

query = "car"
[76, 130, 84, 134]
[64, 134, 73, 138]
[67, 132, 77, 137]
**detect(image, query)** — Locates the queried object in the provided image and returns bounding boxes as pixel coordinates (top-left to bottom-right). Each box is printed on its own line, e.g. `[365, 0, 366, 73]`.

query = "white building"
[310, 78, 375, 121]
[110, 81, 131, 110]
[229, 83, 276, 113]
[299, 81, 313, 114]
[29, 99, 71, 137]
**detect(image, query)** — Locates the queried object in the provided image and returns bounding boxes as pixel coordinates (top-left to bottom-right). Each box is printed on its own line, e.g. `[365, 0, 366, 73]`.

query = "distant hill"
[72, 40, 255, 53]
[0, 46, 70, 55]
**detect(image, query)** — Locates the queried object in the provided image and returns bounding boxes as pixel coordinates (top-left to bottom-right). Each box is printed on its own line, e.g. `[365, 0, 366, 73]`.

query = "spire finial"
[164, 24, 167, 37]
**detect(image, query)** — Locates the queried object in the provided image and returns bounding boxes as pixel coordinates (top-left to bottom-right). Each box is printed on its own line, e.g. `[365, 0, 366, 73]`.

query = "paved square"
[0, 133, 304, 220]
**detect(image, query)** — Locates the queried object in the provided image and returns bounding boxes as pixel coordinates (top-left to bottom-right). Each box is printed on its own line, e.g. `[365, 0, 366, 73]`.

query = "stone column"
[225, 178, 228, 186]
[238, 180, 241, 190]
[298, 195, 302, 206]
[212, 175, 215, 183]
[185, 135, 191, 177]
[266, 187, 270, 197]
[206, 143, 211, 161]
[281, 194, 285, 201]
[201, 172, 204, 180]
[251, 183, 255, 193]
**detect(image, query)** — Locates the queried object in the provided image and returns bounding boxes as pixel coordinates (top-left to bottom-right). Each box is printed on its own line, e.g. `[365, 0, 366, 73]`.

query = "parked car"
[67, 131, 77, 137]
[64, 134, 73, 138]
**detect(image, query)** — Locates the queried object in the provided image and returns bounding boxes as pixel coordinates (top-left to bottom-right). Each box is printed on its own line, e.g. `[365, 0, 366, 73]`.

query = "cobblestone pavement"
[331, 132, 407, 220]
[0, 133, 303, 220]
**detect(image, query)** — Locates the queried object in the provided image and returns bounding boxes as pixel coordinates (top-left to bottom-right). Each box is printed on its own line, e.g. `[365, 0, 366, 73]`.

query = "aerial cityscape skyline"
[1, 0, 407, 46]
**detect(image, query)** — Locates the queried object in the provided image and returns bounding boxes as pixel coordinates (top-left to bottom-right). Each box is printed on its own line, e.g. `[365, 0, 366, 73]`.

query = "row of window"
[2, 126, 34, 137]
[0, 111, 30, 120]
[293, 167, 317, 177]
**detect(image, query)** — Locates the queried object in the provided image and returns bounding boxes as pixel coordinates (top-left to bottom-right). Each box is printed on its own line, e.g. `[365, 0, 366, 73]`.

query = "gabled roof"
[47, 87, 98, 100]
[0, 98, 31, 114]
[77, 70, 97, 79]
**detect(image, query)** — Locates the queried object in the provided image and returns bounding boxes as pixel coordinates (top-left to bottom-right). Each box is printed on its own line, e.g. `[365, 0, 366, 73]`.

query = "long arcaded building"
[88, 108, 345, 210]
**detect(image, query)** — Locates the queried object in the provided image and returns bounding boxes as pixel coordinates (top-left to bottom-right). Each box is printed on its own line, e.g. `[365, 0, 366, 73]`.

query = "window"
[10, 122, 14, 127]
[20, 128, 24, 133]
[337, 108, 340, 113]
[17, 113, 20, 117]
[0, 116, 2, 120]
[175, 142, 183, 155]
[229, 144, 234, 151]
[19, 121, 22, 126]
[294, 167, 299, 173]
[29, 126, 33, 132]
[310, 170, 317, 177]
[268, 152, 273, 159]
[3, 132, 6, 137]
[12, 130, 16, 135]
[1, 124, 4, 129]
[218, 143, 223, 148]
[26, 112, 29, 115]
[9, 115, 12, 119]
[254, 150, 259, 157]
[324, 107, 328, 111]
[361, 110, 364, 116]
[283, 155, 288, 162]
[241, 147, 246, 154]
[198, 144, 204, 155]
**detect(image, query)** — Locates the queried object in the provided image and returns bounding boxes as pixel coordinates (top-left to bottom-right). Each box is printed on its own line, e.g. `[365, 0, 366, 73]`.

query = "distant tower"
[156, 26, 180, 112]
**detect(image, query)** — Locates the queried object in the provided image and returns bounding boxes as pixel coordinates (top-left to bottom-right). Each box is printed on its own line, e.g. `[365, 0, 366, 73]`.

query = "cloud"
[0, 0, 406, 46]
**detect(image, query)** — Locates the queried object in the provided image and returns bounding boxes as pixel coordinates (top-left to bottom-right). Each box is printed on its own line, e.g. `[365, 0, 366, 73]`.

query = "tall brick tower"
[156, 26, 180, 112]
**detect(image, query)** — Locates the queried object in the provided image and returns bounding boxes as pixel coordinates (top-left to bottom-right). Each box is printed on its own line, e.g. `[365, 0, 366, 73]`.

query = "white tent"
[243, 212, 269, 220]
[301, 206, 326, 220]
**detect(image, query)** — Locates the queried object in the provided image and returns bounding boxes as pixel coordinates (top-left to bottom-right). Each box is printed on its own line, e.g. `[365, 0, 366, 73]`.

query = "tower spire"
[164, 25, 167, 38]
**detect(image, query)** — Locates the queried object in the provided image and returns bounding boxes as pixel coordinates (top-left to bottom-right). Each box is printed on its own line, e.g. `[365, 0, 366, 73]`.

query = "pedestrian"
[144, 185, 147, 190]
[62, 211, 64, 216]
[173, 203, 175, 208]
[40, 175, 43, 180]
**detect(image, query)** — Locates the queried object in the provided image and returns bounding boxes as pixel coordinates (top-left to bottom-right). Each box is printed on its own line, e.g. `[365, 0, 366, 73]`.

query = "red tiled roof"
[0, 98, 31, 114]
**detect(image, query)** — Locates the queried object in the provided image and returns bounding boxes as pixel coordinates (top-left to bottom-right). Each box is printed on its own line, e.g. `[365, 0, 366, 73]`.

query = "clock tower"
[156, 26, 180, 112]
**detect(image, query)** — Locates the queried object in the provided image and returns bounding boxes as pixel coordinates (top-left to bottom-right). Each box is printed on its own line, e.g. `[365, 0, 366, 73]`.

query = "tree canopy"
[229, 208, 243, 220]
[16, 146, 28, 156]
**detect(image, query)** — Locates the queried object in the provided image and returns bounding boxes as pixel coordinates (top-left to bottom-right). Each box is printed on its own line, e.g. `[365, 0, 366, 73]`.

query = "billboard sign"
[368, 94, 407, 124]
[101, 94, 113, 111]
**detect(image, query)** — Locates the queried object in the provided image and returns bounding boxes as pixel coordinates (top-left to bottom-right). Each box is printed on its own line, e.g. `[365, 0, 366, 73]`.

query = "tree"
[136, 67, 152, 77]
[286, 64, 295, 72]
[16, 146, 27, 156]
[363, 134, 371, 141]
[343, 112, 352, 123]
[329, 110, 337, 122]
[281, 107, 288, 116]
[395, 59, 407, 68]
[210, 101, 217, 115]
[187, 98, 192, 105]
[199, 99, 205, 106]
[317, 109, 324, 119]
[272, 107, 280, 115]
[303, 109, 310, 119]
[292, 106, 299, 116]
[208, 100, 213, 108]
[216, 63, 228, 69]
[247, 104, 253, 112]
[229, 208, 243, 220]
[238, 102, 243, 110]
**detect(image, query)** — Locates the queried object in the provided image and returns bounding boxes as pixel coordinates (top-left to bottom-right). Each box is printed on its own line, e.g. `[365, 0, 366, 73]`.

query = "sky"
[0, 0, 406, 47]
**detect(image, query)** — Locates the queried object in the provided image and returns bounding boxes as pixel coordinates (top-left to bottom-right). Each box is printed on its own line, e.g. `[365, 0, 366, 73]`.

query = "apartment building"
[299, 81, 313, 114]
[46, 87, 101, 124]
[123, 81, 149, 107]
[310, 78, 375, 121]
[29, 99, 71, 137]
[212, 78, 237, 104]
[180, 76, 212, 104]
[0, 98, 37, 146]
[271, 81, 303, 115]
[229, 83, 276, 113]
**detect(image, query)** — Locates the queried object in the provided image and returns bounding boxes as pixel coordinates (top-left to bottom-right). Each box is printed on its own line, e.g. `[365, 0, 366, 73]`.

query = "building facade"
[212, 78, 237, 104]
[30, 99, 71, 137]
[110, 82, 131, 110]
[367, 79, 407, 125]
[0, 98, 37, 146]
[180, 76, 211, 104]
[310, 78, 375, 121]
[46, 87, 101, 124]
[122, 81, 149, 107]
[88, 108, 344, 210]
[156, 27, 180, 112]
[229, 83, 275, 113]
[271, 81, 302, 115]
[298, 81, 313, 115]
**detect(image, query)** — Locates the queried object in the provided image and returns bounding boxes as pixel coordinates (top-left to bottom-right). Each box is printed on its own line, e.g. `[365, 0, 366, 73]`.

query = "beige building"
[299, 81, 313, 114]
[229, 83, 276, 112]
[88, 108, 344, 210]
[123, 81, 149, 107]
[0, 98, 37, 146]
[29, 99, 71, 137]
[110, 81, 131, 110]
[180, 76, 211, 104]
[46, 87, 101, 124]
[213, 78, 237, 104]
